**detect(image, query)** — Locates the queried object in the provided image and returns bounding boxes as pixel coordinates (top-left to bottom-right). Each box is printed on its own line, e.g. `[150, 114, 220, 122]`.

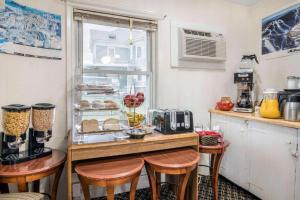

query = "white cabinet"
[248, 122, 297, 200]
[211, 114, 250, 190]
[211, 113, 299, 200]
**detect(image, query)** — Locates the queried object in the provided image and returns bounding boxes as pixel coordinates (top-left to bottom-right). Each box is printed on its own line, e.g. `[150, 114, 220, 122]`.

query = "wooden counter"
[67, 131, 199, 200]
[209, 109, 300, 129]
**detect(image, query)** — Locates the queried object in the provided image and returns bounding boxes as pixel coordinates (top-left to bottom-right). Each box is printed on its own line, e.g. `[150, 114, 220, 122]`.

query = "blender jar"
[32, 103, 55, 142]
[2, 104, 31, 148]
[260, 89, 280, 118]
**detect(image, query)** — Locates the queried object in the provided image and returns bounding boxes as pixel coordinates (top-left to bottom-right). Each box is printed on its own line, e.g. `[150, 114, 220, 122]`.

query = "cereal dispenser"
[29, 103, 55, 157]
[0, 104, 31, 164]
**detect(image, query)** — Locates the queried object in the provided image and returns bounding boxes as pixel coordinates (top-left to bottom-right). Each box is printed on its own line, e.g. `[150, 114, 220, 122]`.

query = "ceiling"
[226, 0, 261, 6]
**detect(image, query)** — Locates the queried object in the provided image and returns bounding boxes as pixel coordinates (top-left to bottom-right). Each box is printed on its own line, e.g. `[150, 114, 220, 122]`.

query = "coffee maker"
[233, 73, 255, 112]
[0, 104, 31, 164]
[28, 103, 55, 158]
[233, 55, 258, 113]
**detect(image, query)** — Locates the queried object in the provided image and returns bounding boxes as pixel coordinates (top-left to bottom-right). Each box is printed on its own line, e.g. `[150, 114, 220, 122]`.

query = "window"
[72, 9, 157, 141]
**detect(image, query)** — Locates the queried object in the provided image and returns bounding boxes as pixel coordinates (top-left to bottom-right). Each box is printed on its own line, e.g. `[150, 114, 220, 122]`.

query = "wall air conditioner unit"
[178, 28, 226, 62]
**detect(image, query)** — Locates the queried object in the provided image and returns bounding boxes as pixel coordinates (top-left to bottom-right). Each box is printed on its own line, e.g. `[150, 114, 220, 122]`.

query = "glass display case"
[71, 22, 153, 143]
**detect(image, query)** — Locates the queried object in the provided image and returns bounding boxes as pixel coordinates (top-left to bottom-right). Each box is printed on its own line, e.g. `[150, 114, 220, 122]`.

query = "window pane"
[83, 23, 147, 71]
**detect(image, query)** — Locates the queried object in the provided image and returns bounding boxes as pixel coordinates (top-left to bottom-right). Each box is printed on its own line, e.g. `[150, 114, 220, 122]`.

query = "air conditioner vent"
[186, 38, 216, 57]
[183, 29, 212, 37]
[178, 28, 226, 62]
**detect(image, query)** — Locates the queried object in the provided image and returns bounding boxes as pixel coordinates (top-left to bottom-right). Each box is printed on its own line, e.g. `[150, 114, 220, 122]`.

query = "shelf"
[82, 68, 151, 76]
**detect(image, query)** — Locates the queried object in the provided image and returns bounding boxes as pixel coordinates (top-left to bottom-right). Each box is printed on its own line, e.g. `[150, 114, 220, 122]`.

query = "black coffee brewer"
[28, 103, 55, 157]
[0, 104, 31, 164]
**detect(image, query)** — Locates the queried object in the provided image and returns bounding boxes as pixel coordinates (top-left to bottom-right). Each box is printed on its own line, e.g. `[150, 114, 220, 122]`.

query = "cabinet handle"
[292, 152, 299, 158]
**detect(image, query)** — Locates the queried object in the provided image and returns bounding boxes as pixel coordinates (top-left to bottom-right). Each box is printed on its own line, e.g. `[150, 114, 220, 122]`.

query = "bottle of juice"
[260, 89, 280, 119]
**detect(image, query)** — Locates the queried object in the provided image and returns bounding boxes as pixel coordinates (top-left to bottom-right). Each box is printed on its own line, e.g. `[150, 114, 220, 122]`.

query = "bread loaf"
[81, 119, 99, 133]
[103, 118, 120, 131]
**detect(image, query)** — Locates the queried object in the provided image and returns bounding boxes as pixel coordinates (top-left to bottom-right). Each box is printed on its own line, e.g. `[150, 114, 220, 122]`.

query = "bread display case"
[70, 22, 152, 143]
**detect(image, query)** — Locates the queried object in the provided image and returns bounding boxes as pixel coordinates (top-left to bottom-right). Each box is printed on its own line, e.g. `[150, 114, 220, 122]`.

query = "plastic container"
[32, 103, 56, 132]
[2, 104, 31, 137]
[260, 89, 280, 119]
[287, 76, 298, 89]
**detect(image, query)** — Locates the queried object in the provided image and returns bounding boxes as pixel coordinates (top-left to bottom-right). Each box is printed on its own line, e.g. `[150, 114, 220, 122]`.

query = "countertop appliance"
[284, 93, 300, 121]
[233, 54, 258, 113]
[28, 103, 55, 159]
[0, 104, 31, 165]
[233, 72, 255, 113]
[153, 109, 193, 134]
[0, 103, 55, 165]
[278, 90, 300, 116]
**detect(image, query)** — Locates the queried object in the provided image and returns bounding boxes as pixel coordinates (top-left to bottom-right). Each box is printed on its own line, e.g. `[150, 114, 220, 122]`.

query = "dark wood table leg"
[78, 175, 90, 200]
[129, 171, 141, 200]
[178, 171, 191, 200]
[51, 164, 64, 200]
[18, 182, 28, 192]
[33, 180, 40, 193]
[146, 164, 157, 200]
[107, 186, 115, 200]
[212, 153, 224, 200]
[0, 183, 9, 193]
[188, 165, 198, 200]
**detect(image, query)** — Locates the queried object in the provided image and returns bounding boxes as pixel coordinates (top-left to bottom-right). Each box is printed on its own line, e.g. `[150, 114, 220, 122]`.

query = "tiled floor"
[94, 176, 260, 200]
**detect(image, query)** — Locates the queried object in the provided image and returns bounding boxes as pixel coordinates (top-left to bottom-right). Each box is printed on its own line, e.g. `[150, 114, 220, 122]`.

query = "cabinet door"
[248, 121, 297, 200]
[211, 114, 250, 190]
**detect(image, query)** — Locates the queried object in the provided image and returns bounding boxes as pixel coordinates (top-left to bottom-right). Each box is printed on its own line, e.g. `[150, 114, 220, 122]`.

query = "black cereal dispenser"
[0, 104, 31, 164]
[29, 103, 55, 157]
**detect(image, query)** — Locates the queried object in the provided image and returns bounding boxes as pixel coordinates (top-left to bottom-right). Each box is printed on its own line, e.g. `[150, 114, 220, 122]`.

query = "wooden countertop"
[68, 132, 199, 161]
[209, 109, 300, 129]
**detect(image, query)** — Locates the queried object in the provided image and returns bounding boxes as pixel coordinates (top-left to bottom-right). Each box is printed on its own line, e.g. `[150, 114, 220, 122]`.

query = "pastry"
[79, 100, 90, 109]
[81, 119, 99, 133]
[103, 118, 120, 131]
[104, 100, 118, 109]
[92, 100, 106, 109]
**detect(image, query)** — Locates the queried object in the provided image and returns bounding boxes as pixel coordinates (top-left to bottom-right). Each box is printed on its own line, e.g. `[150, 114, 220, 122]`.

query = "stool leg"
[156, 172, 161, 199]
[146, 164, 157, 200]
[210, 154, 216, 175]
[107, 186, 115, 200]
[212, 153, 224, 200]
[51, 164, 64, 200]
[78, 176, 90, 200]
[177, 171, 191, 200]
[130, 171, 141, 200]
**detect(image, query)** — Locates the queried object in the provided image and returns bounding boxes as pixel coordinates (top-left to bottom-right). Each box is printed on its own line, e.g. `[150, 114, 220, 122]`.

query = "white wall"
[249, 0, 300, 93]
[0, 0, 67, 197]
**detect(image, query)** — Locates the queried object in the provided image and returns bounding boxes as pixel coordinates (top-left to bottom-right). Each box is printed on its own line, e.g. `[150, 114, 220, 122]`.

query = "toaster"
[153, 109, 194, 134]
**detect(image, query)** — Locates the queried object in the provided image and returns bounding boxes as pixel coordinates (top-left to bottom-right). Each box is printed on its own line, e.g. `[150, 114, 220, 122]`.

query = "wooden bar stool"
[143, 148, 200, 200]
[199, 140, 230, 200]
[75, 156, 144, 200]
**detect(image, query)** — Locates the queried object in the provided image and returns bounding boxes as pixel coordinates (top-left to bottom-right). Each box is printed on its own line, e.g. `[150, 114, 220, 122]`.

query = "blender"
[0, 104, 31, 164]
[29, 103, 55, 157]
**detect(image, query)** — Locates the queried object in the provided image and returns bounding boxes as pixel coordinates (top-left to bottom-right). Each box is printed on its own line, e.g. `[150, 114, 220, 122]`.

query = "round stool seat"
[199, 140, 230, 154]
[144, 148, 200, 200]
[75, 156, 144, 200]
[144, 148, 199, 170]
[75, 156, 144, 180]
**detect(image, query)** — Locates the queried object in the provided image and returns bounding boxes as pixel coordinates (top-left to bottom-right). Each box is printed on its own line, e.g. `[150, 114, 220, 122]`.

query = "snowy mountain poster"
[262, 3, 300, 57]
[0, 0, 62, 60]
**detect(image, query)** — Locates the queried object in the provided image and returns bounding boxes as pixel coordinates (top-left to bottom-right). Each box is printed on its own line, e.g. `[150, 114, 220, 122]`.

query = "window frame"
[76, 20, 156, 109]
